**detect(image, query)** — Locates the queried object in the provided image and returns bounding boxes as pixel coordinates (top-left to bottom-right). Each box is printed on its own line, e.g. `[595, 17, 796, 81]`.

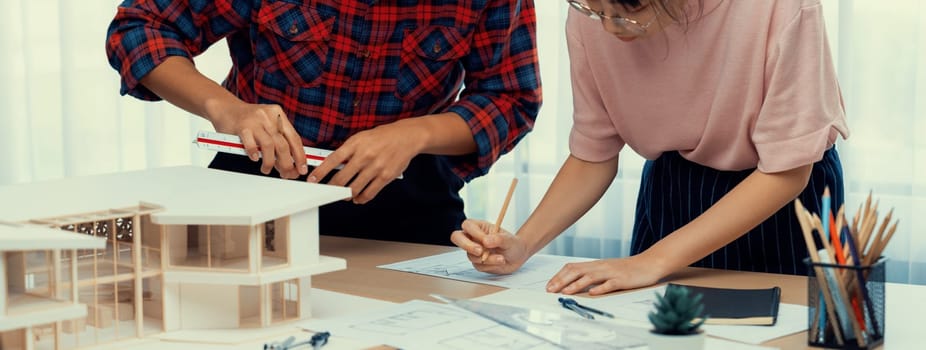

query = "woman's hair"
[606, 0, 706, 31]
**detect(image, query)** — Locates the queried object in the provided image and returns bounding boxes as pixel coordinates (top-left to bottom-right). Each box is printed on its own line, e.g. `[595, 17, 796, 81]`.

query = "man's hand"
[307, 120, 423, 204]
[209, 101, 307, 179]
[545, 255, 664, 296]
[451, 219, 532, 274]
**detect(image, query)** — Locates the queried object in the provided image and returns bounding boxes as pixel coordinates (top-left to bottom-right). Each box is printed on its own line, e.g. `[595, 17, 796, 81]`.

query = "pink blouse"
[567, 0, 849, 172]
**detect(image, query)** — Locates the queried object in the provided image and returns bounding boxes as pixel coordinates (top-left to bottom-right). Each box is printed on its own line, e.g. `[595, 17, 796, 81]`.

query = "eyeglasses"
[566, 0, 658, 35]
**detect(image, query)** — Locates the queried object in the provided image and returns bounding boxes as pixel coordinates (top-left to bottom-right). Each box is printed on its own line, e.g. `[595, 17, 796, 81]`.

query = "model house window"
[271, 279, 300, 323]
[168, 224, 250, 271]
[262, 218, 289, 270]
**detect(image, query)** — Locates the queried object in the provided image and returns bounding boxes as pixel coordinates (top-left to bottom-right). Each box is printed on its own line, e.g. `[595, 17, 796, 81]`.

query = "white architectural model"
[1, 223, 106, 350]
[0, 166, 351, 349]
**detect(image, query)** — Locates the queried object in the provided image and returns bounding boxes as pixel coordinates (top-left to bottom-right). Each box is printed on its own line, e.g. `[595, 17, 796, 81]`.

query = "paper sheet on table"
[476, 287, 806, 345]
[299, 299, 570, 350]
[311, 288, 397, 319]
[300, 296, 776, 350]
[378, 251, 594, 291]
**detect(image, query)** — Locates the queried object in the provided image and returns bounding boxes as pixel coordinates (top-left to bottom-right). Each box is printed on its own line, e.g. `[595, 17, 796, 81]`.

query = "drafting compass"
[432, 295, 647, 350]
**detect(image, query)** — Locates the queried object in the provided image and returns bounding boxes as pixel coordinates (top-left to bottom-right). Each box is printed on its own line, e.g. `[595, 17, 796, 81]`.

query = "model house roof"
[0, 166, 351, 226]
[0, 222, 106, 251]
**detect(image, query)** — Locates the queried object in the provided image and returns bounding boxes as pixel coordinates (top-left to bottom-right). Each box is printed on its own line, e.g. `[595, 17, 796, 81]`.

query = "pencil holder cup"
[805, 257, 886, 349]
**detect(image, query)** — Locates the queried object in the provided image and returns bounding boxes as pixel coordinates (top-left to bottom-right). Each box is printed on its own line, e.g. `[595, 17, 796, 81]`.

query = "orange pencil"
[829, 212, 846, 264]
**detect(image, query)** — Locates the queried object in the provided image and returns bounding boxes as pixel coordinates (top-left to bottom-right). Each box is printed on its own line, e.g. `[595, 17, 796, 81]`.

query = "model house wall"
[0, 166, 351, 348]
[0, 223, 107, 350]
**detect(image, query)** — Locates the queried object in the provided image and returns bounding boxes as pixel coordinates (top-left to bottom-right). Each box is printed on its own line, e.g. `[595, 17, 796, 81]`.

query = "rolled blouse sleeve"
[566, 11, 624, 162]
[752, 1, 849, 173]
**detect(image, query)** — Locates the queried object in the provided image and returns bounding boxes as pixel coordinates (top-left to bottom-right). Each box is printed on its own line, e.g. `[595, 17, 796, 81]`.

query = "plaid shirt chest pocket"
[396, 26, 471, 105]
[255, 1, 333, 88]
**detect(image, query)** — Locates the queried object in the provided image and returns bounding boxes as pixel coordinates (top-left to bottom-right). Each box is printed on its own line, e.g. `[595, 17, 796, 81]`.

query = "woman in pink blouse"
[452, 0, 849, 295]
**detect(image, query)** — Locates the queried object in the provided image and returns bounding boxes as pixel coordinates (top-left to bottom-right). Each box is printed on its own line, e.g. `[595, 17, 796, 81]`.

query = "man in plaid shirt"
[106, 0, 541, 245]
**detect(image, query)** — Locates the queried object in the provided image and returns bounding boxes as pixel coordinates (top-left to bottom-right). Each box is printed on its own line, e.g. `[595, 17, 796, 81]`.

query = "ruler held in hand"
[193, 131, 403, 179]
[194, 131, 334, 167]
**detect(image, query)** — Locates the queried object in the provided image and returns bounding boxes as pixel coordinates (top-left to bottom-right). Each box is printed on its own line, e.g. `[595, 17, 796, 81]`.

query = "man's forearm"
[139, 56, 242, 124]
[396, 112, 477, 156]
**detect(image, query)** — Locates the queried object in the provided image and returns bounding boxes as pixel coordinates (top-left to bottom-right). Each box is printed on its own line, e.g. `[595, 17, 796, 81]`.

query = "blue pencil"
[822, 187, 831, 241]
[817, 187, 831, 342]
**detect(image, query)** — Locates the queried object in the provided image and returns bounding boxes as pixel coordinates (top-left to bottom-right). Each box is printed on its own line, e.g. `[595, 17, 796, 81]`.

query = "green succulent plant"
[648, 286, 707, 335]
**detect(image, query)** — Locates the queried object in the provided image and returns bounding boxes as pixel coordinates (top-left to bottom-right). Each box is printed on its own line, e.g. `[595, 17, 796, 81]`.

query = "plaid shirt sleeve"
[105, 0, 252, 101]
[444, 0, 542, 181]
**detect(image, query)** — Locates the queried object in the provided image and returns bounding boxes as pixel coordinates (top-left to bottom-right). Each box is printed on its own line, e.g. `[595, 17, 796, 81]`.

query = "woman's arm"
[451, 154, 619, 274]
[548, 164, 813, 295]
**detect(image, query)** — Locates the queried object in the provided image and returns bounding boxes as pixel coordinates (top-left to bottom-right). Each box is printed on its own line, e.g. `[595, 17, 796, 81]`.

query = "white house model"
[0, 166, 351, 349]
[0, 223, 106, 350]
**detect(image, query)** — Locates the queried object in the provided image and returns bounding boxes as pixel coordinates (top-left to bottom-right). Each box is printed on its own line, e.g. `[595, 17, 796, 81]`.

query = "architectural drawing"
[379, 251, 595, 291]
[0, 166, 351, 349]
[350, 309, 465, 335]
[438, 327, 554, 349]
[298, 300, 563, 350]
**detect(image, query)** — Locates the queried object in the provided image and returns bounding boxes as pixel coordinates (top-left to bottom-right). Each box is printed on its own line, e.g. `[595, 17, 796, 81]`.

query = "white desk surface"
[93, 278, 920, 349]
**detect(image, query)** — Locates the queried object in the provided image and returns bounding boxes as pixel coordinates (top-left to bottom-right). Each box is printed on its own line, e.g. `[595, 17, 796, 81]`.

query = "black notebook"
[666, 283, 781, 326]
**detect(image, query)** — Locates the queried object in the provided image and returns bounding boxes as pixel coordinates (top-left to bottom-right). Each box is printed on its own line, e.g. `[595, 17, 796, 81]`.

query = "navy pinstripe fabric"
[630, 148, 844, 275]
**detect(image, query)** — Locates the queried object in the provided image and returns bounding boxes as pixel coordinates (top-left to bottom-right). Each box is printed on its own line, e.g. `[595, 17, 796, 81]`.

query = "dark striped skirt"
[629, 148, 844, 275]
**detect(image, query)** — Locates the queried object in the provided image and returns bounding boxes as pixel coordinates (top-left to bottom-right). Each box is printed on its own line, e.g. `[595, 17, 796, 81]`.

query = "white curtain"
[1, 1, 923, 284]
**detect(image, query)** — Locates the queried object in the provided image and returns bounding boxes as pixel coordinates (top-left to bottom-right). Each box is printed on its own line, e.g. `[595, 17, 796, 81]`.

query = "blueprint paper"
[298, 300, 566, 350]
[476, 287, 806, 345]
[378, 251, 594, 291]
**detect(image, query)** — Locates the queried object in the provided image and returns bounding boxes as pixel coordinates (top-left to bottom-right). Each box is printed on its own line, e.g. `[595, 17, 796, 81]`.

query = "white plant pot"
[647, 330, 705, 350]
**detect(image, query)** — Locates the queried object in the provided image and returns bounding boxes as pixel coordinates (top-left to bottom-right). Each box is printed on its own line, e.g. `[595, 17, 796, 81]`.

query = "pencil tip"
[823, 186, 830, 196]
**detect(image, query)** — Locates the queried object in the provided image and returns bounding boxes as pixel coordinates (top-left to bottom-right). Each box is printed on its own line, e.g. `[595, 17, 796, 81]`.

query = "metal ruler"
[431, 294, 647, 350]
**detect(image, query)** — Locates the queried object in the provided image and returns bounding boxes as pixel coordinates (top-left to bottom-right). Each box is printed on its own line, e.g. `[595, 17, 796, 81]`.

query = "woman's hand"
[209, 101, 308, 179]
[546, 255, 665, 295]
[451, 219, 533, 274]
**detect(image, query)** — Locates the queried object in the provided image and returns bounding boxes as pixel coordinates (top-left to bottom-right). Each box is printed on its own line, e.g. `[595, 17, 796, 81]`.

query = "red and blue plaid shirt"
[106, 0, 541, 181]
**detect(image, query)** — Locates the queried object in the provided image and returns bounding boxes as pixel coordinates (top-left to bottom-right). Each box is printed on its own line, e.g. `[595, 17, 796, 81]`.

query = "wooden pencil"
[867, 220, 898, 266]
[480, 178, 518, 263]
[864, 208, 893, 262]
[859, 202, 879, 256]
[852, 203, 862, 240]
